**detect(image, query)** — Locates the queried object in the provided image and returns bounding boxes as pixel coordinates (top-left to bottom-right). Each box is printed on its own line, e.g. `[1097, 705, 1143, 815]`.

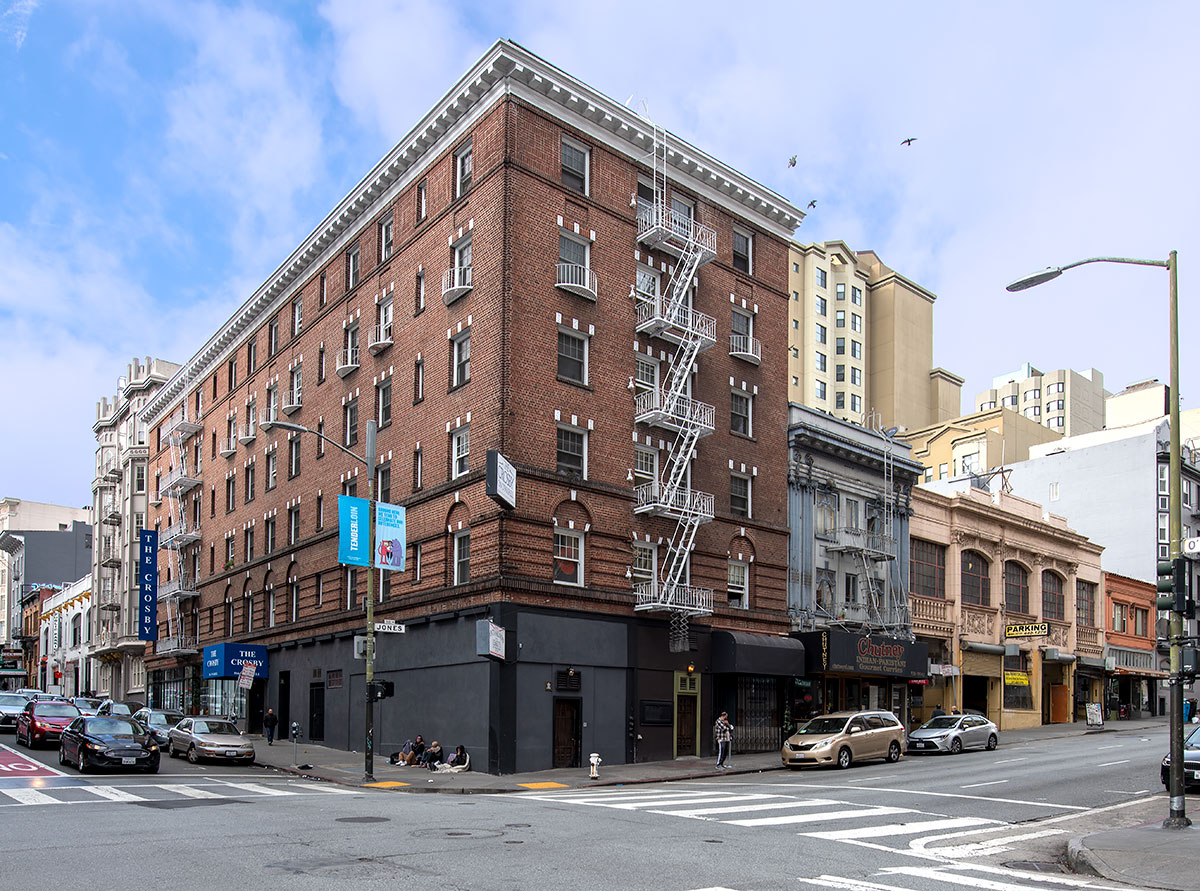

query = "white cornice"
[144, 39, 804, 424]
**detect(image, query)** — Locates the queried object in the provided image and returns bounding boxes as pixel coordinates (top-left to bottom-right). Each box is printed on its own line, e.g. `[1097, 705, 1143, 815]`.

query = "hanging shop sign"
[137, 530, 158, 641]
[1005, 622, 1049, 639]
[203, 643, 268, 679]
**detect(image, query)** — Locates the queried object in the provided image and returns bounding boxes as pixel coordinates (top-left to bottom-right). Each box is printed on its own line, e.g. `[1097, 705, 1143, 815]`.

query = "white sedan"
[167, 717, 256, 764]
[907, 713, 999, 754]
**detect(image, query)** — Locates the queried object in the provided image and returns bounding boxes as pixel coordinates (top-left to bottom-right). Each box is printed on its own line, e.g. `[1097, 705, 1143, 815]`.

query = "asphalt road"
[1, 727, 1179, 890]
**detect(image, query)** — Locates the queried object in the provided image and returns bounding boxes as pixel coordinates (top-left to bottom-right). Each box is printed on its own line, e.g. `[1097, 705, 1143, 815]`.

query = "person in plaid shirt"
[714, 711, 734, 769]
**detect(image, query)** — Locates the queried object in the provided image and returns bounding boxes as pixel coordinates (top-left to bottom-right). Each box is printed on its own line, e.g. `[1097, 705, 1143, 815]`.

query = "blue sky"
[2, 1, 1198, 508]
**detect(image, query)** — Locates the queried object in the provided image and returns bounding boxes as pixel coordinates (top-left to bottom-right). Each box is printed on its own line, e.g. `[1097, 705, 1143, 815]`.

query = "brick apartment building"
[140, 41, 804, 772]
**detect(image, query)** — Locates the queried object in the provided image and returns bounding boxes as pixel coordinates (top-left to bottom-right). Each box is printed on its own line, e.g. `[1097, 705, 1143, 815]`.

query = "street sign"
[237, 660, 256, 690]
[374, 621, 407, 634]
[486, 450, 517, 509]
[1183, 537, 1200, 557]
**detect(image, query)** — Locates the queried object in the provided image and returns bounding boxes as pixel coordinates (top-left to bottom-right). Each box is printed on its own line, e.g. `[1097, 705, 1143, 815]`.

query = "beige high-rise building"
[787, 241, 961, 432]
[975, 362, 1107, 436]
[899, 407, 1063, 484]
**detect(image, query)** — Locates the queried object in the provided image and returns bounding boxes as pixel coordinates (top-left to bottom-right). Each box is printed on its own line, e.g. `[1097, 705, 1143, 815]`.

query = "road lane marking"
[797, 877, 909, 891]
[1096, 760, 1129, 767]
[81, 785, 145, 802]
[217, 781, 296, 796]
[657, 798, 842, 818]
[171, 785, 226, 799]
[928, 828, 1068, 859]
[990, 758, 1026, 765]
[755, 781, 1088, 810]
[960, 780, 1007, 788]
[604, 793, 777, 809]
[803, 817, 998, 841]
[1096, 744, 1122, 750]
[0, 787, 60, 805]
[727, 805, 914, 827]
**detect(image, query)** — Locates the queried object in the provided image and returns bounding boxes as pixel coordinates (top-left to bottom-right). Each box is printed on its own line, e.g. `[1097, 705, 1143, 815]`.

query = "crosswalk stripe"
[170, 785, 226, 799]
[0, 787, 60, 805]
[804, 816, 997, 840]
[657, 798, 845, 818]
[217, 781, 296, 796]
[546, 790, 720, 802]
[603, 794, 780, 810]
[727, 805, 915, 827]
[81, 785, 146, 802]
[881, 865, 1065, 890]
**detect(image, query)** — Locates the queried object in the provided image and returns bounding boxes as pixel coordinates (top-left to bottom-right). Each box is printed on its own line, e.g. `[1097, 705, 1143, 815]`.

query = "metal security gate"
[735, 676, 781, 752]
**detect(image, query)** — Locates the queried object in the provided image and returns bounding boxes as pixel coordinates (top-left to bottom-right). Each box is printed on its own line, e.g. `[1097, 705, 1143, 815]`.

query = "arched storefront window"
[961, 550, 990, 606]
[1042, 571, 1064, 620]
[1004, 561, 1030, 614]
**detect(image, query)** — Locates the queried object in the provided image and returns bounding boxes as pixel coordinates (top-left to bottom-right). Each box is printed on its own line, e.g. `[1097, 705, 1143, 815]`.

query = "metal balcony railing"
[283, 390, 302, 415]
[368, 323, 393, 355]
[100, 541, 121, 568]
[635, 203, 717, 261]
[162, 465, 201, 495]
[441, 266, 473, 305]
[97, 585, 121, 611]
[103, 461, 122, 482]
[633, 481, 715, 522]
[160, 577, 200, 600]
[633, 581, 713, 616]
[822, 527, 896, 559]
[729, 333, 761, 365]
[157, 634, 198, 654]
[633, 389, 715, 436]
[239, 420, 257, 444]
[555, 263, 597, 301]
[634, 293, 718, 348]
[164, 412, 202, 442]
[161, 521, 202, 549]
[219, 436, 238, 457]
[101, 501, 121, 525]
[336, 347, 359, 378]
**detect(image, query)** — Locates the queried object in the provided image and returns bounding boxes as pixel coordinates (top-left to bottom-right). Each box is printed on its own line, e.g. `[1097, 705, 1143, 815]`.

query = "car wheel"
[16, 726, 26, 746]
[950, 738, 963, 755]
[76, 748, 88, 773]
[887, 741, 901, 763]
[187, 745, 199, 764]
[168, 742, 178, 758]
[145, 762, 159, 775]
[58, 745, 68, 766]
[837, 747, 852, 769]
[986, 734, 998, 751]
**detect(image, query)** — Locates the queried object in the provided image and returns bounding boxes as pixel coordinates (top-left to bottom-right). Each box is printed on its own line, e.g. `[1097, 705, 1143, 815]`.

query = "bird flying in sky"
[901, 137, 917, 146]
[807, 200, 817, 209]
[787, 155, 797, 167]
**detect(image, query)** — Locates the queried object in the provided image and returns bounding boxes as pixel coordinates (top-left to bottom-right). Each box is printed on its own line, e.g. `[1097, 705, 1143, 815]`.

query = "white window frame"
[732, 226, 752, 274]
[379, 214, 394, 261]
[632, 542, 657, 589]
[453, 529, 471, 584]
[377, 378, 392, 427]
[561, 135, 589, 195]
[557, 328, 588, 385]
[633, 445, 658, 484]
[452, 426, 470, 479]
[452, 329, 471, 388]
[635, 264, 659, 300]
[455, 140, 473, 197]
[553, 528, 584, 586]
[634, 355, 658, 392]
[727, 560, 749, 607]
[730, 473, 751, 518]
[347, 242, 360, 290]
[556, 424, 588, 479]
[731, 391, 752, 436]
[292, 295, 303, 336]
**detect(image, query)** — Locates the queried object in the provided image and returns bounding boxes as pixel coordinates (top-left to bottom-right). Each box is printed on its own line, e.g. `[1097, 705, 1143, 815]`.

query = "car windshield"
[0, 694, 27, 706]
[1187, 725, 1200, 747]
[75, 698, 102, 708]
[37, 703, 81, 717]
[195, 721, 239, 735]
[150, 713, 185, 726]
[921, 716, 962, 730]
[797, 717, 849, 735]
[87, 717, 139, 735]
[108, 703, 133, 715]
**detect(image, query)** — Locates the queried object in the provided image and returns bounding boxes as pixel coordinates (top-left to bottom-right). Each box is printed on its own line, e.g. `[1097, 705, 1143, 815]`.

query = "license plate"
[121, 757, 136, 765]
[226, 750, 239, 757]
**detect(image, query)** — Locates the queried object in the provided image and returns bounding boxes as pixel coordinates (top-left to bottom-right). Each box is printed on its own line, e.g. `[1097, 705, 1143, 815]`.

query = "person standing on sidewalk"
[263, 708, 279, 745]
[714, 711, 734, 769]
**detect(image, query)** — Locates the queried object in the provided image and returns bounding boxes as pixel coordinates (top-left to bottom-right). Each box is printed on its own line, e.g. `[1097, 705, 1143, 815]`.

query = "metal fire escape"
[159, 407, 203, 654]
[632, 124, 719, 652]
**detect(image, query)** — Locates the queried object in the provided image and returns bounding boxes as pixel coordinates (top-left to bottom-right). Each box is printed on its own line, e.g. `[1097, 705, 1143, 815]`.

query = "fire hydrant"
[589, 752, 602, 779]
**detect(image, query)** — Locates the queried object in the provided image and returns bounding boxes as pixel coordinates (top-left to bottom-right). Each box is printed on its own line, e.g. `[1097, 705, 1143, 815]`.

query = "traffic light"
[369, 680, 394, 701]
[1157, 557, 1190, 614]
[1181, 648, 1199, 682]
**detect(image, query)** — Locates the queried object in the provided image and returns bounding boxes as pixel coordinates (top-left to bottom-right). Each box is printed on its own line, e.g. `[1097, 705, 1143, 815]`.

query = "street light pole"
[268, 418, 379, 782]
[1007, 252, 1188, 828]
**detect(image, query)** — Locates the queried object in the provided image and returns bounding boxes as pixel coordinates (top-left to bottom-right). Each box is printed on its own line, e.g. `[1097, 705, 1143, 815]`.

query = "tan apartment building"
[900, 407, 1063, 484]
[787, 241, 961, 433]
[975, 362, 1107, 436]
[908, 482, 1103, 730]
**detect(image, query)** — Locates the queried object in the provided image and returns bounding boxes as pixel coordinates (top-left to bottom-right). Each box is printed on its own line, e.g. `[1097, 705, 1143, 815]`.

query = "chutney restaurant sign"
[796, 630, 928, 679]
[203, 643, 268, 680]
[1005, 622, 1049, 639]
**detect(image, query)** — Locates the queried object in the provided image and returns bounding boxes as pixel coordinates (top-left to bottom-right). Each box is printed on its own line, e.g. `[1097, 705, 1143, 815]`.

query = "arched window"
[225, 599, 234, 637]
[243, 581, 254, 633]
[960, 550, 990, 606]
[1042, 571, 1064, 620]
[1004, 561, 1030, 614]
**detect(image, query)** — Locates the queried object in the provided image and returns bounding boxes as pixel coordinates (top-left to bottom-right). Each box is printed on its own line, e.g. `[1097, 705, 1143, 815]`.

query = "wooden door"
[1050, 684, 1070, 724]
[676, 694, 697, 757]
[553, 698, 581, 768]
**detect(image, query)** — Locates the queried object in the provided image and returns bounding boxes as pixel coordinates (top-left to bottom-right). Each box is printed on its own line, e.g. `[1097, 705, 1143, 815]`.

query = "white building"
[40, 574, 93, 696]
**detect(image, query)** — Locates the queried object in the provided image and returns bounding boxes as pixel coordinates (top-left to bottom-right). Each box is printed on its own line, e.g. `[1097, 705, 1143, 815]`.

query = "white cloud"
[0, 0, 38, 49]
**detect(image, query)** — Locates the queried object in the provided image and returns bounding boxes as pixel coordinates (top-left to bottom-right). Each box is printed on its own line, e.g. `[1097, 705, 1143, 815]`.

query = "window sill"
[730, 431, 756, 443]
[556, 376, 592, 391]
[413, 397, 424, 406]
[448, 381, 469, 395]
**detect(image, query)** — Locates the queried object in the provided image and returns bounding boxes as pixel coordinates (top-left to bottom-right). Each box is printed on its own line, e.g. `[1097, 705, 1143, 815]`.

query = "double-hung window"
[292, 296, 303, 336]
[452, 330, 471, 387]
[265, 448, 277, 491]
[379, 214, 393, 262]
[553, 530, 583, 585]
[344, 397, 359, 447]
[455, 140, 473, 197]
[416, 180, 427, 221]
[288, 435, 300, 479]
[377, 379, 392, 428]
[347, 242, 360, 290]
[454, 529, 470, 584]
[556, 426, 586, 478]
[267, 316, 279, 357]
[557, 329, 587, 384]
[451, 427, 470, 479]
[632, 543, 656, 588]
[727, 561, 749, 607]
[815, 323, 826, 344]
[731, 392, 752, 436]
[633, 445, 657, 485]
[732, 227, 752, 274]
[730, 474, 750, 518]
[561, 136, 588, 194]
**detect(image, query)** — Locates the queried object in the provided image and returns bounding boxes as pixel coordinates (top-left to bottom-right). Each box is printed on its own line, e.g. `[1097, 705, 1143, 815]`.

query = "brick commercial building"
[140, 41, 804, 772]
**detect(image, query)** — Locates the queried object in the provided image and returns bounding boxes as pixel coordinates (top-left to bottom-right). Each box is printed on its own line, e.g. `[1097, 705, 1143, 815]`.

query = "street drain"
[504, 840, 523, 845]
[337, 816, 391, 824]
[703, 839, 724, 844]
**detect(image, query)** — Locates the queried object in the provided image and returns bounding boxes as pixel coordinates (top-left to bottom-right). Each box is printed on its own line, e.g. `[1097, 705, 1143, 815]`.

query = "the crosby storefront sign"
[795, 630, 928, 679]
[202, 643, 268, 679]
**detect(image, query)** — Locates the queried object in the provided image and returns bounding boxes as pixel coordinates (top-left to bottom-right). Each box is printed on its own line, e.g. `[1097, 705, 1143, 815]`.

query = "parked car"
[15, 700, 81, 747]
[132, 708, 186, 745]
[70, 697, 104, 716]
[907, 713, 999, 755]
[58, 715, 159, 773]
[167, 717, 255, 764]
[781, 709, 906, 770]
[13, 688, 43, 700]
[96, 699, 143, 717]
[0, 692, 29, 731]
[1161, 723, 1200, 788]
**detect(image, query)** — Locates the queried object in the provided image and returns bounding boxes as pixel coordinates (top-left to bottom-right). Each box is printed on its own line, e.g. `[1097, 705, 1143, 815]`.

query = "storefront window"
[1004, 561, 1030, 614]
[1003, 652, 1033, 709]
[910, 538, 946, 598]
[961, 550, 990, 605]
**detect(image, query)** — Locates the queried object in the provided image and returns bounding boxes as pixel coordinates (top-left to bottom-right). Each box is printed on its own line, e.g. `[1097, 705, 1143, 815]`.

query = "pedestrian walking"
[263, 708, 279, 745]
[713, 711, 734, 770]
[931, 705, 946, 718]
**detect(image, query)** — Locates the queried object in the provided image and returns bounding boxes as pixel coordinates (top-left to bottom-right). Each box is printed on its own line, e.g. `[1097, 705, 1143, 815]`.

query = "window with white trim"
[556, 425, 587, 479]
[727, 560, 749, 607]
[731, 392, 752, 436]
[732, 227, 752, 274]
[453, 529, 470, 584]
[451, 426, 469, 479]
[377, 378, 392, 428]
[634, 356, 658, 392]
[292, 295, 303, 336]
[344, 397, 358, 447]
[451, 330, 470, 388]
[636, 265, 659, 299]
[347, 242, 360, 290]
[730, 473, 750, 518]
[559, 232, 588, 269]
[633, 445, 657, 484]
[632, 542, 656, 588]
[455, 140, 472, 197]
[553, 529, 583, 585]
[379, 213, 393, 262]
[557, 329, 588, 385]
[561, 136, 589, 195]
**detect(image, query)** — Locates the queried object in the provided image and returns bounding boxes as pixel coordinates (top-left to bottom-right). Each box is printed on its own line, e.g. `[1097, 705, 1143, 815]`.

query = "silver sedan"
[907, 713, 999, 754]
[167, 717, 256, 764]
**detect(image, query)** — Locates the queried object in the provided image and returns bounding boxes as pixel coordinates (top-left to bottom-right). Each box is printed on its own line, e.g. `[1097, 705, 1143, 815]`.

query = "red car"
[16, 700, 81, 747]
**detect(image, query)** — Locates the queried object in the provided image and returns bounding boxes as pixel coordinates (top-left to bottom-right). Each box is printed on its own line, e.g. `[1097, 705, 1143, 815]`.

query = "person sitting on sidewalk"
[388, 734, 425, 765]
[387, 739, 413, 765]
[435, 744, 469, 772]
[419, 740, 444, 770]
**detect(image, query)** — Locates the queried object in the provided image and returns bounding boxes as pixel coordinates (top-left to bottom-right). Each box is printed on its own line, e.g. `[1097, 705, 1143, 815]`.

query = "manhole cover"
[411, 828, 504, 840]
[703, 839, 724, 844]
[337, 816, 391, 824]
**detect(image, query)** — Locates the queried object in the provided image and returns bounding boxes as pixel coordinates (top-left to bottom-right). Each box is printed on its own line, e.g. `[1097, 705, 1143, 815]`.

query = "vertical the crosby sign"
[138, 529, 158, 641]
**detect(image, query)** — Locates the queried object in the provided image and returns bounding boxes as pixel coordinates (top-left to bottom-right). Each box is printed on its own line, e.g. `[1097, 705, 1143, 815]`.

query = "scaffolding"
[632, 123, 719, 652]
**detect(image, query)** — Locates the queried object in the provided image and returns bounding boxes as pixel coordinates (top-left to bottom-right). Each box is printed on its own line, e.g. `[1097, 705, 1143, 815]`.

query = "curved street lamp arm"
[270, 421, 367, 467]
[1059, 255, 1170, 271]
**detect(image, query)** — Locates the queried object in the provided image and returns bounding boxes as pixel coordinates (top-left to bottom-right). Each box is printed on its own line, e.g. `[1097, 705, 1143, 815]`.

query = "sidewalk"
[251, 717, 1196, 890]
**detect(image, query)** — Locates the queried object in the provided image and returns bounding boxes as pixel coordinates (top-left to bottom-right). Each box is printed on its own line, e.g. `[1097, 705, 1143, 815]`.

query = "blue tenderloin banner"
[138, 529, 158, 641]
[374, 502, 406, 571]
[338, 495, 370, 567]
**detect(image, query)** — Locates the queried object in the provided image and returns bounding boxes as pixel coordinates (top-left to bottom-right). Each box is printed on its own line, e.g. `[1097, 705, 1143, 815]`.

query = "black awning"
[712, 630, 805, 676]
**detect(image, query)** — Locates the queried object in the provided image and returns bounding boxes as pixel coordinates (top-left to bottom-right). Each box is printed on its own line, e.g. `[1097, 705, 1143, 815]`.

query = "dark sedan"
[132, 708, 186, 745]
[15, 700, 80, 747]
[58, 715, 160, 773]
[1161, 723, 1200, 787]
